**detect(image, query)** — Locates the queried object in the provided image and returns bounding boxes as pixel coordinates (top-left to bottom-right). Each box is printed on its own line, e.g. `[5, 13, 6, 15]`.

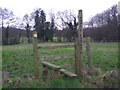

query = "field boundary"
[33, 10, 84, 79]
[38, 45, 74, 49]
[39, 54, 74, 60]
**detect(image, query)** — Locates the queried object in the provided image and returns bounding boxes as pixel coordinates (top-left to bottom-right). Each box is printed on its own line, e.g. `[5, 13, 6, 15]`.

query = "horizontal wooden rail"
[39, 54, 74, 60]
[38, 45, 74, 49]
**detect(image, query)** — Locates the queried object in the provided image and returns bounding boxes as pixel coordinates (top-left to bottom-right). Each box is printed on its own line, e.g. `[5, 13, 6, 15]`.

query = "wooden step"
[41, 61, 77, 78]
[60, 69, 77, 78]
[41, 61, 61, 70]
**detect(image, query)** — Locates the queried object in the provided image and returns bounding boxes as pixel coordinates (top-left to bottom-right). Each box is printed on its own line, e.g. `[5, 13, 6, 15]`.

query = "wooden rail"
[38, 45, 74, 49]
[39, 54, 74, 60]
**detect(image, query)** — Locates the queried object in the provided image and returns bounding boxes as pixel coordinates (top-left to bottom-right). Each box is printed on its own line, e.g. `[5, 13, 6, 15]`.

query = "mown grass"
[2, 42, 118, 88]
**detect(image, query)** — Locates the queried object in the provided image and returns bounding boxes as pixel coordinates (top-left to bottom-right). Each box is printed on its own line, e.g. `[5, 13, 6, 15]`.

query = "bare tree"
[85, 4, 118, 42]
[0, 8, 16, 44]
[56, 10, 77, 42]
[23, 14, 32, 43]
[0, 8, 15, 29]
[49, 10, 56, 41]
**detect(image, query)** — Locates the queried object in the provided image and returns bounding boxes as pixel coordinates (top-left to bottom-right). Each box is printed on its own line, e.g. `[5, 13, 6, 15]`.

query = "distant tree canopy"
[1, 4, 119, 45]
[33, 9, 54, 41]
[84, 5, 118, 42]
[0, 8, 20, 45]
[56, 10, 78, 42]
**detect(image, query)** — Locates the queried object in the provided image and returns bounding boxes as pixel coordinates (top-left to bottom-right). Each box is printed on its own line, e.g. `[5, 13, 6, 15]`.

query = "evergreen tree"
[50, 18, 54, 41]
[39, 10, 46, 40]
[34, 10, 41, 39]
[25, 23, 31, 43]
[44, 22, 50, 41]
[5, 26, 9, 44]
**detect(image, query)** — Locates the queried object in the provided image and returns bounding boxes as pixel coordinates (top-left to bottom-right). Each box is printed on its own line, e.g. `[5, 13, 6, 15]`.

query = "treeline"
[32, 4, 119, 42]
[1, 7, 79, 44]
[33, 9, 54, 42]
[2, 27, 29, 45]
[84, 5, 119, 42]
[1, 4, 119, 45]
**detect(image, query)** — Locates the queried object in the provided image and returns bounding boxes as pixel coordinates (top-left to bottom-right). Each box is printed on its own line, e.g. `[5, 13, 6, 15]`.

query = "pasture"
[2, 42, 118, 88]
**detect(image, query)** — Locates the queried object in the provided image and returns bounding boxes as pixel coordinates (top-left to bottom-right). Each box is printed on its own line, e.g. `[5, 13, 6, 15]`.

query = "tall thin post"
[86, 37, 92, 69]
[75, 10, 83, 75]
[33, 31, 39, 79]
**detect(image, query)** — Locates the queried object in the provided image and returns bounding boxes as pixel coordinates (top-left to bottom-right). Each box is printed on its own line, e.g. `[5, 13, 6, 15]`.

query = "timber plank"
[60, 69, 77, 77]
[41, 61, 61, 70]
[41, 62, 77, 78]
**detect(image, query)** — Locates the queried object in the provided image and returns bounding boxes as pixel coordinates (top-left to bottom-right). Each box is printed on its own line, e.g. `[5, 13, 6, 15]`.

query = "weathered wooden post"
[86, 37, 92, 69]
[52, 69, 60, 79]
[75, 10, 83, 76]
[42, 66, 48, 81]
[33, 31, 39, 79]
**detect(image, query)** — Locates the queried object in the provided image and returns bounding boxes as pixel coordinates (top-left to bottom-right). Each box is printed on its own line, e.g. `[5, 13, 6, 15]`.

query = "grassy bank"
[2, 42, 118, 88]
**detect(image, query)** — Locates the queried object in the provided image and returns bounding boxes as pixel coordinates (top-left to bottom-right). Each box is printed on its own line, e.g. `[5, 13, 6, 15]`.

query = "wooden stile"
[32, 10, 84, 79]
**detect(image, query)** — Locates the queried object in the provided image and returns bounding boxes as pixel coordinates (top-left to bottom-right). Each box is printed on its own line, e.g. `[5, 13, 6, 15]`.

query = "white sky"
[0, 0, 119, 22]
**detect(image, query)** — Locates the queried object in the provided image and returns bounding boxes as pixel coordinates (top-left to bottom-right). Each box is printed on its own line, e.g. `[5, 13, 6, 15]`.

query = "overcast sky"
[0, 0, 119, 22]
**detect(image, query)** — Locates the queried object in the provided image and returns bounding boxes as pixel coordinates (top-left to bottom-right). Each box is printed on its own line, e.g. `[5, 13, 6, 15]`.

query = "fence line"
[39, 54, 74, 60]
[38, 45, 74, 49]
[33, 10, 84, 79]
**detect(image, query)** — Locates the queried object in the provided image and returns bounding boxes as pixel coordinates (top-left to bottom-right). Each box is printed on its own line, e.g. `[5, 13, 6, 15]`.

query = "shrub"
[2, 38, 20, 45]
[2, 38, 8, 45]
[8, 38, 20, 45]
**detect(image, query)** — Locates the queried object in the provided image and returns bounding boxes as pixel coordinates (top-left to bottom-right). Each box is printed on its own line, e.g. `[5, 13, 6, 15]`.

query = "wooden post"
[52, 69, 60, 79]
[75, 10, 83, 76]
[33, 31, 39, 79]
[42, 66, 48, 81]
[86, 37, 92, 69]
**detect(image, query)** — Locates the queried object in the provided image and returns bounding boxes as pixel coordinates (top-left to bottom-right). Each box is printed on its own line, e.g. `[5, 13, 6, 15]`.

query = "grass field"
[2, 42, 118, 88]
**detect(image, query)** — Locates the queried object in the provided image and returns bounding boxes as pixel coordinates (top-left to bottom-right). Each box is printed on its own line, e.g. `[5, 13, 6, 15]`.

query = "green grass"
[53, 37, 66, 42]
[2, 42, 118, 88]
[20, 37, 28, 43]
